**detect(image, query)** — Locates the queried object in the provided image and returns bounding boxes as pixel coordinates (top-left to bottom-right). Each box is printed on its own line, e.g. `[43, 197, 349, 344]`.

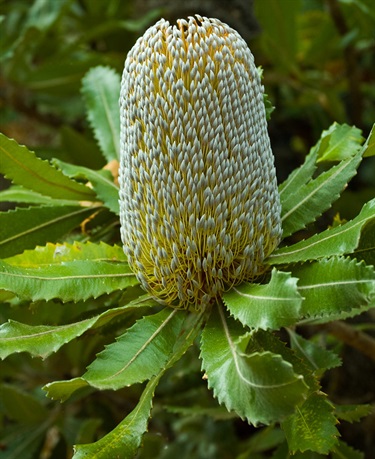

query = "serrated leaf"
[0, 296, 152, 359]
[81, 66, 120, 161]
[44, 378, 92, 402]
[200, 306, 308, 425]
[287, 329, 341, 372]
[282, 392, 339, 454]
[269, 198, 375, 264]
[73, 310, 205, 459]
[332, 440, 364, 459]
[223, 269, 303, 330]
[334, 404, 372, 423]
[83, 308, 186, 390]
[281, 150, 362, 237]
[0, 205, 96, 258]
[0, 185, 80, 206]
[355, 218, 375, 265]
[316, 123, 363, 162]
[0, 241, 138, 302]
[294, 257, 375, 322]
[53, 159, 119, 214]
[0, 133, 96, 201]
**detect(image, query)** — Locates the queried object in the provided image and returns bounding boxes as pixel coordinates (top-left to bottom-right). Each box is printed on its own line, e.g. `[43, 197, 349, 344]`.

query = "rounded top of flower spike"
[119, 15, 282, 310]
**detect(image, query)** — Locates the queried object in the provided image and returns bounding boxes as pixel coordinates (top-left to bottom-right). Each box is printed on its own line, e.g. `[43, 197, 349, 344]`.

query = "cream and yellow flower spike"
[119, 15, 282, 310]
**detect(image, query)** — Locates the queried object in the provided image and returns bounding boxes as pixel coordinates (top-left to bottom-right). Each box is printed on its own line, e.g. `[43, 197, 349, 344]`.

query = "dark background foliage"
[0, 0, 374, 457]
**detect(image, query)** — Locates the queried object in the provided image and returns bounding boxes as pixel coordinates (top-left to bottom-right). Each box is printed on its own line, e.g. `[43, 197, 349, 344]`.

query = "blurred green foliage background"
[0, 0, 374, 457]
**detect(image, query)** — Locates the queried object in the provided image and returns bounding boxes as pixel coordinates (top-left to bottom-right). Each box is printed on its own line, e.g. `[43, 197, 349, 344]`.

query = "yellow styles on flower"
[119, 15, 282, 310]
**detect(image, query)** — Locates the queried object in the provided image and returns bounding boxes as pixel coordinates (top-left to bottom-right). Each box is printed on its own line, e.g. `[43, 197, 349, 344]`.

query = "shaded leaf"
[287, 329, 341, 372]
[0, 383, 48, 424]
[0, 296, 152, 359]
[355, 218, 375, 265]
[334, 404, 372, 423]
[269, 198, 375, 264]
[73, 310, 205, 459]
[81, 66, 120, 161]
[0, 422, 49, 459]
[200, 306, 308, 425]
[294, 257, 375, 322]
[332, 441, 364, 459]
[0, 241, 138, 302]
[223, 269, 302, 330]
[0, 205, 96, 258]
[53, 159, 119, 214]
[282, 392, 338, 454]
[83, 308, 186, 389]
[0, 133, 95, 201]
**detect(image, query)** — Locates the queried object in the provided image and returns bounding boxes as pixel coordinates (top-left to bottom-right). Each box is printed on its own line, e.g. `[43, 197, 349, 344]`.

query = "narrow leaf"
[223, 269, 303, 330]
[73, 310, 205, 459]
[0, 185, 80, 206]
[81, 66, 120, 161]
[53, 159, 119, 214]
[281, 151, 362, 237]
[0, 241, 138, 302]
[332, 441, 365, 459]
[269, 198, 375, 264]
[0, 295, 154, 359]
[282, 392, 339, 454]
[0, 133, 95, 201]
[362, 123, 375, 158]
[84, 308, 186, 389]
[0, 205, 95, 258]
[334, 404, 372, 424]
[200, 305, 308, 425]
[294, 257, 375, 322]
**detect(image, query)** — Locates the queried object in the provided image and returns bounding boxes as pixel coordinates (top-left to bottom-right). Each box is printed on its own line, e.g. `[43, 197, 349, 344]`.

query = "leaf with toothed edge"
[200, 305, 308, 425]
[0, 241, 138, 302]
[223, 269, 303, 330]
[0, 133, 96, 201]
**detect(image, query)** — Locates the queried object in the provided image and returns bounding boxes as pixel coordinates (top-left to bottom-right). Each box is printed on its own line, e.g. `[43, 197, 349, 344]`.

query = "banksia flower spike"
[119, 15, 282, 311]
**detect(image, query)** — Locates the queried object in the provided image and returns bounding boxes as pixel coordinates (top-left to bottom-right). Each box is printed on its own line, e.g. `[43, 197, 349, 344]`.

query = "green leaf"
[0, 205, 96, 258]
[0, 133, 96, 201]
[281, 150, 362, 237]
[200, 305, 308, 425]
[83, 308, 186, 390]
[268, 198, 375, 264]
[332, 440, 364, 459]
[282, 392, 339, 454]
[44, 378, 92, 403]
[362, 123, 375, 157]
[0, 241, 138, 302]
[0, 185, 81, 206]
[73, 310, 205, 459]
[53, 159, 119, 214]
[294, 257, 375, 323]
[0, 296, 153, 359]
[81, 66, 120, 161]
[315, 123, 363, 162]
[287, 330, 341, 372]
[0, 383, 48, 424]
[0, 422, 49, 459]
[334, 404, 372, 423]
[355, 217, 375, 265]
[223, 269, 303, 330]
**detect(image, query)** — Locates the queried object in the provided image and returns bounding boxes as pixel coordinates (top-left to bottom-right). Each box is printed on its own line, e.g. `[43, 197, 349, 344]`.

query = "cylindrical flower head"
[119, 15, 282, 310]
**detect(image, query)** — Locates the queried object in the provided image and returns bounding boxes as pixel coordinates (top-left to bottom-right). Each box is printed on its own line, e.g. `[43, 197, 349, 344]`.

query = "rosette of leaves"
[1, 25, 375, 459]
